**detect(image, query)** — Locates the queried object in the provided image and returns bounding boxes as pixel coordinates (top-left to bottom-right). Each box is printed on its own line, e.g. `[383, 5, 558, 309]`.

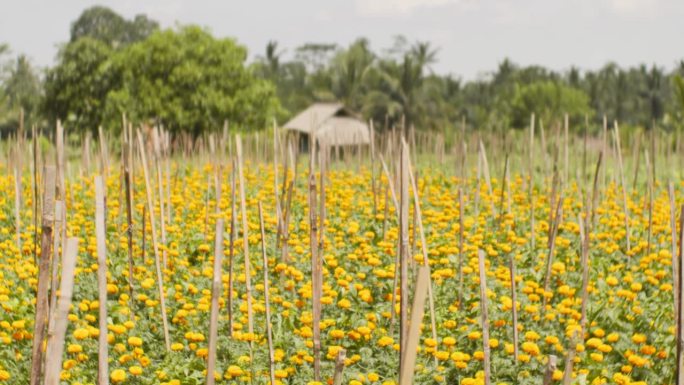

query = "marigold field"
[0, 129, 683, 385]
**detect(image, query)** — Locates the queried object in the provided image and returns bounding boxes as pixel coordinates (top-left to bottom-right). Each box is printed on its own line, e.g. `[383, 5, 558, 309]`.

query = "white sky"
[1, 0, 683, 79]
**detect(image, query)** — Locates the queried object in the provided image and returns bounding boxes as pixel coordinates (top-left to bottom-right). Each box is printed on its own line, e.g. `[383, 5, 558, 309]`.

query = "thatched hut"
[283, 102, 370, 151]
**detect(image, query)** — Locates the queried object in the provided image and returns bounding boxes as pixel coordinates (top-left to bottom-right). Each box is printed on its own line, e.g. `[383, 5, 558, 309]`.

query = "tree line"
[1, 6, 684, 137]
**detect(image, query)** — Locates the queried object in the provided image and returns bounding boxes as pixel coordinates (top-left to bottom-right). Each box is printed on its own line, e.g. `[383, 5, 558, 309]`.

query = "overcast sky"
[1, 0, 683, 79]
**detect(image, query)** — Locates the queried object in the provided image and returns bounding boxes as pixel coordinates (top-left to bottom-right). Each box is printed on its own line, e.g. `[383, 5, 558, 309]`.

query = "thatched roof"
[283, 102, 369, 146]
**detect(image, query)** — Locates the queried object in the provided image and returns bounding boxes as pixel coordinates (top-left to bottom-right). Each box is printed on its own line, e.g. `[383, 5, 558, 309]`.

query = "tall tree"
[70, 6, 158, 47]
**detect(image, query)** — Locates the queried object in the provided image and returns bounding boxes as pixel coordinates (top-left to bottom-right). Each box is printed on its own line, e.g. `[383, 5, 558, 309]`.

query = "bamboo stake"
[398, 266, 430, 385]
[95, 176, 109, 385]
[406, 150, 438, 347]
[332, 349, 347, 385]
[258, 202, 276, 385]
[235, 135, 255, 353]
[32, 125, 39, 264]
[612, 122, 631, 253]
[676, 205, 684, 385]
[477, 249, 492, 385]
[14, 167, 21, 251]
[206, 219, 224, 385]
[543, 355, 558, 385]
[308, 135, 322, 381]
[49, 201, 64, 313]
[152, 129, 168, 268]
[478, 140, 497, 217]
[44, 237, 79, 385]
[227, 157, 237, 335]
[458, 188, 464, 309]
[398, 138, 410, 377]
[542, 196, 563, 312]
[137, 131, 171, 350]
[509, 247, 519, 361]
[124, 134, 136, 321]
[670, 183, 679, 321]
[29, 165, 55, 385]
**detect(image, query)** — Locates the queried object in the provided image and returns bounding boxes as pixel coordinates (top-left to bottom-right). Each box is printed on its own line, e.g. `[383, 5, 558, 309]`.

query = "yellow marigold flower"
[129, 366, 143, 375]
[111, 369, 126, 383]
[443, 336, 456, 346]
[226, 365, 243, 377]
[73, 328, 89, 340]
[378, 336, 394, 347]
[127, 336, 143, 347]
[632, 333, 647, 344]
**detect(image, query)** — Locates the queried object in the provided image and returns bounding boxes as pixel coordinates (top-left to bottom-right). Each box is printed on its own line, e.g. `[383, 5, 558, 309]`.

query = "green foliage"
[104, 26, 282, 135]
[510, 81, 592, 128]
[70, 6, 158, 47]
[0, 49, 42, 132]
[45, 21, 282, 134]
[674, 75, 684, 115]
[44, 37, 114, 132]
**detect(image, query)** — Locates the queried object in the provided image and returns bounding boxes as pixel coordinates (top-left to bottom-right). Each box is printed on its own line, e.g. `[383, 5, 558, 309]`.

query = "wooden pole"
[398, 266, 430, 385]
[95, 176, 109, 385]
[398, 137, 410, 379]
[258, 202, 276, 385]
[613, 122, 631, 253]
[235, 135, 255, 354]
[406, 149, 438, 347]
[458, 188, 465, 309]
[670, 183, 679, 321]
[49, 201, 64, 313]
[206, 219, 224, 385]
[136, 131, 171, 350]
[543, 355, 558, 385]
[123, 135, 136, 321]
[44, 237, 79, 385]
[308, 135, 322, 381]
[227, 157, 237, 335]
[14, 167, 21, 251]
[542, 197, 563, 312]
[477, 249, 491, 385]
[676, 205, 684, 385]
[29, 165, 55, 385]
[332, 349, 347, 385]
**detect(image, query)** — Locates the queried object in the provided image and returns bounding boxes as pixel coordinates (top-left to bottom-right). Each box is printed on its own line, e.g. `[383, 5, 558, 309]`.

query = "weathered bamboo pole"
[206, 219, 224, 385]
[258, 202, 276, 385]
[406, 152, 438, 347]
[477, 249, 492, 385]
[152, 129, 168, 268]
[137, 131, 171, 350]
[95, 176, 109, 385]
[14, 167, 21, 251]
[543, 355, 558, 385]
[542, 196, 563, 312]
[677, 205, 684, 385]
[478, 140, 497, 217]
[29, 165, 55, 385]
[308, 135, 322, 381]
[458, 188, 464, 309]
[332, 348, 347, 385]
[123, 134, 136, 321]
[227, 157, 237, 335]
[235, 135, 255, 353]
[612, 122, 631, 253]
[398, 137, 410, 377]
[398, 266, 430, 385]
[670, 183, 679, 320]
[509, 247, 519, 361]
[44, 237, 79, 385]
[49, 201, 64, 313]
